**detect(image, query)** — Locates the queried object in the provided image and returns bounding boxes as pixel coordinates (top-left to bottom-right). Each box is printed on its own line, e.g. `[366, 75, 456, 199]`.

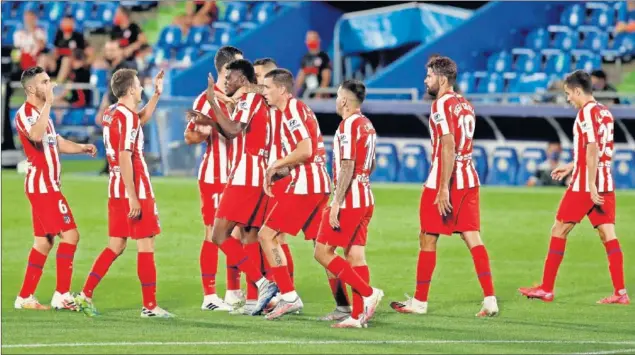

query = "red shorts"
[264, 193, 329, 240]
[199, 182, 226, 225]
[108, 198, 161, 239]
[264, 177, 291, 217]
[556, 190, 616, 227]
[317, 206, 374, 248]
[419, 186, 480, 235]
[27, 191, 77, 237]
[216, 185, 266, 227]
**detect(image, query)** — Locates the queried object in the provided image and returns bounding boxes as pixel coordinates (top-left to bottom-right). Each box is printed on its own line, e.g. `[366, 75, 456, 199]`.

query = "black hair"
[427, 56, 458, 85]
[214, 46, 243, 74]
[564, 70, 593, 94]
[20, 66, 45, 89]
[254, 58, 277, 67]
[264, 68, 293, 92]
[226, 59, 257, 84]
[591, 69, 607, 80]
[340, 79, 366, 103]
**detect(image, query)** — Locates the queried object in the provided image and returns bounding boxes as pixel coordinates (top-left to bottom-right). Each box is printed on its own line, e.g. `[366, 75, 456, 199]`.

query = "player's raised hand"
[207, 73, 216, 99]
[45, 83, 57, 104]
[590, 186, 605, 206]
[551, 162, 574, 181]
[153, 70, 165, 96]
[216, 92, 236, 106]
[232, 86, 247, 100]
[81, 144, 97, 158]
[186, 109, 213, 126]
[434, 187, 452, 216]
[128, 197, 141, 219]
[329, 203, 341, 229]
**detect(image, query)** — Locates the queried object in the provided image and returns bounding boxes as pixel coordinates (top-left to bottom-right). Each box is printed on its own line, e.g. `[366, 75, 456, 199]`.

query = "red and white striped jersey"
[280, 97, 330, 195]
[102, 103, 154, 200]
[185, 86, 231, 185]
[15, 101, 62, 195]
[425, 92, 480, 190]
[267, 107, 286, 166]
[570, 101, 615, 193]
[333, 111, 376, 209]
[227, 92, 269, 187]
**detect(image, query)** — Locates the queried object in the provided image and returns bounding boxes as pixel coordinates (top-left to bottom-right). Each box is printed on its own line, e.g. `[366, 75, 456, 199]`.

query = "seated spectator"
[591, 69, 620, 105]
[40, 16, 94, 83]
[527, 142, 568, 187]
[616, 0, 635, 33]
[173, 13, 194, 39]
[53, 49, 93, 123]
[111, 7, 148, 60]
[295, 30, 332, 99]
[14, 10, 47, 71]
[186, 0, 218, 26]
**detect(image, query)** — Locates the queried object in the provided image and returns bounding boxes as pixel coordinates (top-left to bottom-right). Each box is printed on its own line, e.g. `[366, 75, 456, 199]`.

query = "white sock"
[281, 291, 298, 302]
[255, 278, 266, 288]
[336, 305, 351, 313]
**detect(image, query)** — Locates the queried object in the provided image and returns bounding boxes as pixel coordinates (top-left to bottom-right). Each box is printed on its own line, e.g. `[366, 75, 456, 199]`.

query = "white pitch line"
[571, 349, 635, 355]
[3, 340, 635, 349]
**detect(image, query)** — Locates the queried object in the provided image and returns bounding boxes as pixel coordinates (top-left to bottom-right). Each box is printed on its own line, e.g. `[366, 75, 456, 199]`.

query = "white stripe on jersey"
[351, 177, 361, 208]
[42, 133, 60, 192]
[38, 173, 47, 193]
[204, 152, 215, 183]
[342, 116, 357, 159]
[456, 161, 464, 189]
[296, 165, 308, 194]
[310, 163, 320, 194]
[251, 155, 259, 186]
[428, 156, 439, 189]
[27, 167, 35, 193]
[466, 162, 476, 187]
[435, 95, 452, 135]
[581, 103, 597, 144]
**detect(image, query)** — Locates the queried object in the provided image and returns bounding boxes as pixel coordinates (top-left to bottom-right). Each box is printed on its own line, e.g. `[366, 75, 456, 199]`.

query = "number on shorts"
[58, 199, 68, 214]
[212, 193, 221, 208]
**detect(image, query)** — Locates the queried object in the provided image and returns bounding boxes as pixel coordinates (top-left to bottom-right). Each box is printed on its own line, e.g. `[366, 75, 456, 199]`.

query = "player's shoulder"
[113, 104, 139, 121]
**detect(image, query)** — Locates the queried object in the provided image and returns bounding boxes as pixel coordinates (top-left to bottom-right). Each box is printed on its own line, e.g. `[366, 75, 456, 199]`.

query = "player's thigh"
[107, 236, 128, 255]
[344, 245, 367, 267]
[302, 194, 329, 241]
[419, 187, 452, 236]
[596, 223, 617, 243]
[130, 199, 161, 240]
[29, 192, 77, 237]
[556, 190, 594, 226]
[242, 226, 260, 244]
[136, 236, 155, 253]
[199, 183, 224, 226]
[265, 193, 323, 236]
[108, 198, 130, 238]
[588, 192, 616, 230]
[204, 224, 214, 242]
[317, 207, 367, 249]
[453, 187, 480, 234]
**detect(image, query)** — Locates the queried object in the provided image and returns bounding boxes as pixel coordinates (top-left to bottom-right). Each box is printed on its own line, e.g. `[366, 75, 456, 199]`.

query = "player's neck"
[118, 97, 137, 111]
[26, 96, 45, 111]
[216, 80, 225, 93]
[436, 86, 453, 99]
[580, 96, 595, 107]
[342, 107, 359, 120]
[276, 95, 290, 112]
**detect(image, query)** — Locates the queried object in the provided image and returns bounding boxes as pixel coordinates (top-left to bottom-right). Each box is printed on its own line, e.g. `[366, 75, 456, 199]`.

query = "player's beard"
[427, 85, 439, 98]
[34, 88, 46, 102]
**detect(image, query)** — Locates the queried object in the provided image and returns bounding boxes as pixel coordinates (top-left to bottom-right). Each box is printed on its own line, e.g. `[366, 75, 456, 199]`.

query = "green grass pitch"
[1, 170, 634, 354]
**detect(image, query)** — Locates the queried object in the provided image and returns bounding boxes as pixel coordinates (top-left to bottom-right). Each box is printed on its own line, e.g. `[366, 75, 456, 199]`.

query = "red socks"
[200, 241, 218, 296]
[19, 248, 47, 298]
[137, 252, 157, 309]
[281, 244, 294, 286]
[56, 243, 77, 294]
[541, 236, 566, 293]
[351, 265, 370, 320]
[272, 265, 294, 294]
[414, 251, 436, 302]
[82, 248, 118, 298]
[219, 237, 262, 283]
[326, 257, 372, 297]
[470, 245, 495, 297]
[243, 242, 261, 300]
[604, 239, 625, 295]
[328, 277, 351, 307]
[226, 259, 241, 291]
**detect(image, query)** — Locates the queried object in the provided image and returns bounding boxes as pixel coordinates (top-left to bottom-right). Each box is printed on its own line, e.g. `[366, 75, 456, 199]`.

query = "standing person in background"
[111, 7, 148, 61]
[591, 70, 620, 105]
[14, 10, 47, 72]
[295, 31, 332, 99]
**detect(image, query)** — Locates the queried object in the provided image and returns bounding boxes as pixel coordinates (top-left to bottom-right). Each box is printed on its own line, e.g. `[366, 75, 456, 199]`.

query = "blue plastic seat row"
[525, 26, 611, 51]
[487, 49, 602, 75]
[561, 3, 623, 28]
[1, 1, 118, 29]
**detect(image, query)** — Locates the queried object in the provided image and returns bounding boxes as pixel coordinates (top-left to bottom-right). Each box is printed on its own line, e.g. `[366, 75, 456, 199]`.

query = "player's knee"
[345, 252, 366, 267]
[597, 224, 617, 243]
[60, 229, 80, 245]
[419, 233, 438, 251]
[108, 238, 127, 256]
[211, 227, 227, 245]
[551, 221, 572, 238]
[258, 227, 276, 243]
[313, 243, 328, 264]
[33, 237, 54, 254]
[136, 237, 155, 253]
[461, 232, 483, 249]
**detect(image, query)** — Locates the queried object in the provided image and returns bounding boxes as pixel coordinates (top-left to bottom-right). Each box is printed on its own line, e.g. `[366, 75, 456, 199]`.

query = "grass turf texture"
[2, 171, 634, 354]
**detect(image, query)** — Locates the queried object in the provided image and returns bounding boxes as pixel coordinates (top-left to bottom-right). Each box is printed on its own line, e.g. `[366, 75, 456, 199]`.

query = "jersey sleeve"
[231, 93, 260, 124]
[16, 110, 38, 135]
[118, 109, 140, 151]
[577, 105, 597, 145]
[431, 98, 455, 136]
[285, 100, 311, 144]
[339, 118, 358, 160]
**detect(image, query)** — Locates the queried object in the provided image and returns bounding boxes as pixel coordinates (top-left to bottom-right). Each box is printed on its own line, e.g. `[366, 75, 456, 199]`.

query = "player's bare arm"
[183, 109, 213, 145]
[586, 142, 604, 205]
[434, 134, 455, 216]
[329, 160, 355, 229]
[551, 161, 575, 181]
[57, 136, 97, 157]
[185, 109, 229, 139]
[204, 73, 245, 139]
[264, 138, 312, 196]
[119, 150, 141, 219]
[28, 83, 56, 142]
[138, 70, 164, 125]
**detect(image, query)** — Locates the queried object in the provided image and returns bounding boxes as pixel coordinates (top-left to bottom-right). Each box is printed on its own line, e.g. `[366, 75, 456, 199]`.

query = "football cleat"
[201, 294, 232, 311]
[51, 291, 80, 311]
[141, 306, 175, 318]
[318, 307, 352, 321]
[518, 286, 554, 302]
[224, 289, 245, 310]
[230, 300, 257, 316]
[390, 294, 428, 314]
[331, 316, 366, 328]
[14, 295, 50, 310]
[252, 280, 279, 316]
[264, 297, 303, 320]
[476, 296, 499, 317]
[360, 288, 384, 324]
[263, 293, 281, 315]
[597, 293, 630, 305]
[75, 292, 99, 317]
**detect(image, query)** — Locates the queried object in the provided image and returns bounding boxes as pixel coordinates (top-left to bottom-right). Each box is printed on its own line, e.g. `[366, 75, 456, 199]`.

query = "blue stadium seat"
[2, 22, 20, 46]
[487, 51, 512, 73]
[213, 24, 236, 46]
[150, 47, 171, 66]
[517, 148, 547, 185]
[69, 2, 89, 25]
[613, 150, 635, 189]
[543, 50, 572, 75]
[589, 8, 615, 28]
[157, 25, 183, 50]
[60, 109, 89, 126]
[477, 73, 504, 93]
[223, 2, 248, 24]
[514, 52, 541, 73]
[611, 33, 635, 56]
[616, 1, 628, 23]
[84, 2, 117, 29]
[472, 146, 488, 183]
[488, 147, 519, 186]
[398, 144, 429, 183]
[561, 4, 584, 27]
[177, 47, 202, 65]
[580, 29, 608, 51]
[458, 72, 476, 94]
[560, 148, 574, 163]
[372, 143, 399, 182]
[252, 2, 276, 24]
[90, 68, 108, 91]
[44, 2, 67, 24]
[185, 26, 211, 47]
[525, 28, 550, 50]
[553, 30, 578, 51]
[574, 52, 602, 72]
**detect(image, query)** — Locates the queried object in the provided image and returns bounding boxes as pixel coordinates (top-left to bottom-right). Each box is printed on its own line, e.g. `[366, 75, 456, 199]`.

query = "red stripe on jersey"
[280, 98, 331, 195]
[333, 111, 376, 208]
[15, 101, 61, 194]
